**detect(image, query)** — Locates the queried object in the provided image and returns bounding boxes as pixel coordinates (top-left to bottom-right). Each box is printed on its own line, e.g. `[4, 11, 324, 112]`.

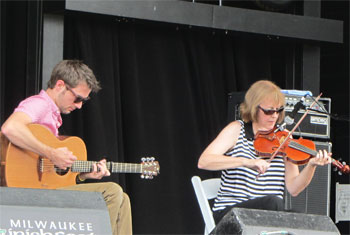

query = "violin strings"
[289, 141, 317, 156]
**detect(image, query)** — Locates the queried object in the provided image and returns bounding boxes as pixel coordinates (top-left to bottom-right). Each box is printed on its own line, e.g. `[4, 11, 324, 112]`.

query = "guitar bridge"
[38, 157, 44, 181]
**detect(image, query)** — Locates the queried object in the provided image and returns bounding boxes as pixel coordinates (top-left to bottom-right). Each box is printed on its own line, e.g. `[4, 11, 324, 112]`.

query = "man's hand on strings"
[80, 159, 111, 180]
[50, 147, 77, 170]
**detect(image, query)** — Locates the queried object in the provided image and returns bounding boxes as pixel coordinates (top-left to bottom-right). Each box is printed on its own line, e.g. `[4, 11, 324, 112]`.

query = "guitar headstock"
[332, 159, 350, 175]
[140, 157, 160, 179]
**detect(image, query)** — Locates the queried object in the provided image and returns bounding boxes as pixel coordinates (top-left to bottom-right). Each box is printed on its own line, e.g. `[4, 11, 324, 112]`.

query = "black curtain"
[60, 12, 288, 234]
[1, 1, 31, 122]
[1, 2, 349, 234]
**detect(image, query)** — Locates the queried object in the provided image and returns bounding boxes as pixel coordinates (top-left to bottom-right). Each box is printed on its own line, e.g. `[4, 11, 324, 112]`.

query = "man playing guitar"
[1, 60, 132, 235]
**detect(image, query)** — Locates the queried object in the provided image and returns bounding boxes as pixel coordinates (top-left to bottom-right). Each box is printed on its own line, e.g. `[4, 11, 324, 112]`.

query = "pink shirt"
[14, 90, 62, 136]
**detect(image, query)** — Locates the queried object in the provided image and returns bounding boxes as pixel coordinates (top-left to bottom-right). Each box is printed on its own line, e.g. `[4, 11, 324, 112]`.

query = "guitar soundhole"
[55, 167, 70, 176]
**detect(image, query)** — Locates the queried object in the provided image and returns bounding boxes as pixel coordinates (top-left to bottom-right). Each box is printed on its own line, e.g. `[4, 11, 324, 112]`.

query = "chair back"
[191, 175, 221, 235]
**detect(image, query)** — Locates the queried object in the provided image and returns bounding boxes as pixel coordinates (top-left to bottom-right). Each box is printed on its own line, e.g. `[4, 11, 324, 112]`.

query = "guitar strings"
[39, 158, 158, 175]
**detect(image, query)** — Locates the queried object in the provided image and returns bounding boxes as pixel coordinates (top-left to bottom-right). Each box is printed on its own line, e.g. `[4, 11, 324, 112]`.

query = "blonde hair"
[240, 80, 285, 123]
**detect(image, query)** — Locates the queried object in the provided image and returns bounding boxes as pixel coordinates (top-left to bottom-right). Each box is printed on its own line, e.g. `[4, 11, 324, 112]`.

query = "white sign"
[335, 183, 350, 223]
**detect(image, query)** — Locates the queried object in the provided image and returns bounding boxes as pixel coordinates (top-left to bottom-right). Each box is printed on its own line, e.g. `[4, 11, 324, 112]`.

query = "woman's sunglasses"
[258, 105, 284, 115]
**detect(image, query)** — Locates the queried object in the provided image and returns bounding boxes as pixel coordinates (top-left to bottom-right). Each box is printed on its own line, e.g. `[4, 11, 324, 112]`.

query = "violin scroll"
[332, 159, 350, 175]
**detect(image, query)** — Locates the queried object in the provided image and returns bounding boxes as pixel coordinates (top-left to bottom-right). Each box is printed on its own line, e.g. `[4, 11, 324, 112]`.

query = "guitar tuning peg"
[150, 157, 155, 161]
[141, 174, 145, 179]
[342, 161, 346, 166]
[141, 157, 146, 162]
[333, 167, 338, 172]
[338, 171, 343, 176]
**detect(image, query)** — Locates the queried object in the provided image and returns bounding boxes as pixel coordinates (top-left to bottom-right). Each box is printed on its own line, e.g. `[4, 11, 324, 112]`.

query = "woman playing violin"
[198, 80, 332, 225]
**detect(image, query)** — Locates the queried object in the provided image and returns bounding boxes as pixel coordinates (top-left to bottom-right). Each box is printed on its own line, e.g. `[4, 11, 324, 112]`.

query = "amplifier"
[284, 95, 331, 139]
[227, 92, 331, 139]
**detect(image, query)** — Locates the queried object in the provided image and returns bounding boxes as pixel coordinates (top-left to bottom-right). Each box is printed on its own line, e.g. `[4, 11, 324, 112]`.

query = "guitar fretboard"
[71, 161, 143, 173]
[109, 162, 143, 173]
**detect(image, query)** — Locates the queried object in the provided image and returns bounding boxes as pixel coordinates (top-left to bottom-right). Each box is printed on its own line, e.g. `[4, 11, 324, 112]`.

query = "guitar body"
[2, 124, 87, 189]
[1, 124, 159, 189]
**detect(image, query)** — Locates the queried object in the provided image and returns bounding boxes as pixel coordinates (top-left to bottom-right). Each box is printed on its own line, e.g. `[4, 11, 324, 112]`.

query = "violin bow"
[266, 93, 322, 163]
[255, 93, 323, 180]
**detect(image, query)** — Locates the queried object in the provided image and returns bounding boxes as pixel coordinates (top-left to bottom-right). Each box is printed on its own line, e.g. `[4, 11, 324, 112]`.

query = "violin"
[254, 127, 350, 175]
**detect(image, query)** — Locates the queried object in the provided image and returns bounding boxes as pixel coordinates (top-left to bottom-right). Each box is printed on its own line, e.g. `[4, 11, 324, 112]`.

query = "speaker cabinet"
[284, 141, 332, 216]
[0, 187, 112, 234]
[211, 208, 340, 235]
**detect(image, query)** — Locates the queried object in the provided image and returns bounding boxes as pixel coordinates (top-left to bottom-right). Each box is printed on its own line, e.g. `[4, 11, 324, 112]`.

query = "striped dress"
[212, 120, 285, 212]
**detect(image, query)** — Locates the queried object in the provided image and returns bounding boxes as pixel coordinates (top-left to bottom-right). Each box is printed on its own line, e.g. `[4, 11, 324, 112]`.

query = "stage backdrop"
[1, 2, 349, 234]
[60, 12, 289, 234]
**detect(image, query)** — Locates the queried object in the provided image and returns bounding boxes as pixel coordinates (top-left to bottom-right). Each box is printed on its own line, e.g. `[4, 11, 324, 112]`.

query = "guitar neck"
[72, 161, 143, 174]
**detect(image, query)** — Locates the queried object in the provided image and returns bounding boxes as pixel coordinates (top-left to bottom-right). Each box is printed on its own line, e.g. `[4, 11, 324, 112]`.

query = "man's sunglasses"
[258, 105, 284, 115]
[66, 85, 90, 104]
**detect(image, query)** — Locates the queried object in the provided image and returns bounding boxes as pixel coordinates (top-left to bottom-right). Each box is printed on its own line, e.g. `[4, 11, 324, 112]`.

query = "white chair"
[191, 176, 221, 235]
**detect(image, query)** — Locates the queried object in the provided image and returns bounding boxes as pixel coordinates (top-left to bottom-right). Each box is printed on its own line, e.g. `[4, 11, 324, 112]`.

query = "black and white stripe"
[213, 120, 285, 212]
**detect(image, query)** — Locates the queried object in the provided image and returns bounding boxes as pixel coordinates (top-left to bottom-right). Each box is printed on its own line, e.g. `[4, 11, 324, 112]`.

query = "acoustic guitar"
[0, 124, 159, 189]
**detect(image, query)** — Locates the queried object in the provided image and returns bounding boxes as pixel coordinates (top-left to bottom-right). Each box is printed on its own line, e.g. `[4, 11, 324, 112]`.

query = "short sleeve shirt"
[14, 90, 62, 136]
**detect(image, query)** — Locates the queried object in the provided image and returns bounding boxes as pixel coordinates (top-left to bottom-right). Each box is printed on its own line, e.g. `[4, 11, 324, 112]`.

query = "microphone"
[284, 96, 305, 125]
[275, 123, 287, 132]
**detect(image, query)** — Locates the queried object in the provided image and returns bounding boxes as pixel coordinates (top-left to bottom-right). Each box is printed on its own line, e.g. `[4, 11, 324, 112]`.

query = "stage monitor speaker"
[284, 141, 332, 216]
[0, 187, 112, 234]
[210, 208, 340, 235]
